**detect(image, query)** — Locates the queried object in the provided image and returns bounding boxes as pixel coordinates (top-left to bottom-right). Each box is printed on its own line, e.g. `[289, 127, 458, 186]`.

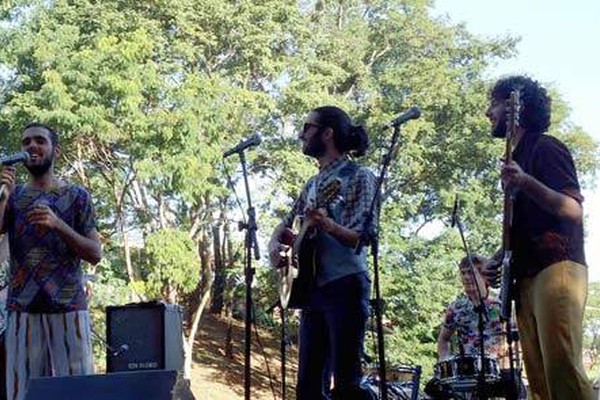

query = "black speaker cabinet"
[106, 302, 184, 373]
[24, 370, 178, 400]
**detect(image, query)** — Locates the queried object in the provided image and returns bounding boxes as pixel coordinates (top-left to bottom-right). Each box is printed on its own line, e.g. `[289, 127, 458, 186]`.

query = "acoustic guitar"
[276, 178, 342, 309]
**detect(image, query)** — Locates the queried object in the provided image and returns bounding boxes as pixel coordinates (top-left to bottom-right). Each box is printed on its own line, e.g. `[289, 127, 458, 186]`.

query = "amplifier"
[24, 370, 179, 400]
[106, 302, 184, 373]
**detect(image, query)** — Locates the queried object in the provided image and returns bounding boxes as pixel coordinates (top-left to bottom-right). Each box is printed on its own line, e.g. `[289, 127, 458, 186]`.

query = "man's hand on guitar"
[268, 227, 295, 269]
[501, 160, 529, 191]
[305, 208, 335, 232]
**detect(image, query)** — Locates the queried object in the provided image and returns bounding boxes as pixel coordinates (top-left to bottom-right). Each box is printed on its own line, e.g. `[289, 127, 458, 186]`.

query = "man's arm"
[519, 172, 582, 221]
[0, 167, 16, 232]
[0, 199, 8, 234]
[27, 204, 102, 265]
[306, 209, 360, 247]
[268, 222, 287, 268]
[437, 325, 454, 360]
[503, 142, 583, 222]
[56, 223, 102, 265]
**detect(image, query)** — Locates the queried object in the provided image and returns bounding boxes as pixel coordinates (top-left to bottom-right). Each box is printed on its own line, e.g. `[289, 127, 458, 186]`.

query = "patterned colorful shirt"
[443, 293, 504, 357]
[3, 183, 97, 313]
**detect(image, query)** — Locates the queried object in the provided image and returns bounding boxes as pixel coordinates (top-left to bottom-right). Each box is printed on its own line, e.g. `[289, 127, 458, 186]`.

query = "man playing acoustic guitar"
[481, 76, 593, 400]
[268, 106, 377, 400]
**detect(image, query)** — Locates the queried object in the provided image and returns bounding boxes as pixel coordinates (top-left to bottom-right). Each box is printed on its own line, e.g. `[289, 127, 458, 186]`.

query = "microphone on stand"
[451, 195, 459, 228]
[385, 106, 421, 129]
[223, 134, 262, 158]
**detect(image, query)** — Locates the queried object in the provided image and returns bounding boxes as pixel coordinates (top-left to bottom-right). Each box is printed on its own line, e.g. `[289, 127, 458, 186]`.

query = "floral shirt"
[443, 293, 504, 357]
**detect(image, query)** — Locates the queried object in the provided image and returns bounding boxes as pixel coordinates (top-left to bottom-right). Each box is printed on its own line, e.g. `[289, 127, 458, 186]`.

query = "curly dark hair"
[24, 122, 59, 147]
[312, 106, 369, 157]
[490, 75, 552, 133]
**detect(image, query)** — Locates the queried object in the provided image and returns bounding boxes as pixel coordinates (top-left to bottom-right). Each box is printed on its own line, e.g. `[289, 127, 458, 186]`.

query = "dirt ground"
[189, 314, 298, 400]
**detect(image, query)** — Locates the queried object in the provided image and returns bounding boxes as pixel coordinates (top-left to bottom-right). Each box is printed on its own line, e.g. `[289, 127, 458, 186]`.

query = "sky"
[432, 0, 600, 280]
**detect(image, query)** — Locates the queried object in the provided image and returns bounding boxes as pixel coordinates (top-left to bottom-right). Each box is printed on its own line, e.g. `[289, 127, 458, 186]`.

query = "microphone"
[0, 152, 29, 200]
[451, 195, 459, 228]
[387, 106, 421, 128]
[223, 134, 262, 158]
[1, 151, 30, 166]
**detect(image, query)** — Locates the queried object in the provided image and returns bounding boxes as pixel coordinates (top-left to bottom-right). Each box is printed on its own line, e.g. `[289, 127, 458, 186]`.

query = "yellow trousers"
[517, 261, 594, 400]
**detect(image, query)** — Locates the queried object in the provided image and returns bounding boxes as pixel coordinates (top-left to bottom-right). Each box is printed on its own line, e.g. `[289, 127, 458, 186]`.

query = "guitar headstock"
[316, 178, 342, 209]
[506, 88, 523, 141]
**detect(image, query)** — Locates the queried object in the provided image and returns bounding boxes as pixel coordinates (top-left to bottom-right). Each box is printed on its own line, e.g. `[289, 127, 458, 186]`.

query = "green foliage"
[143, 228, 200, 299]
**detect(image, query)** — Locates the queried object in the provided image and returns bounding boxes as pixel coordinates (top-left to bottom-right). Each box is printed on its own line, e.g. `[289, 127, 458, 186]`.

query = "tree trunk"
[183, 229, 214, 379]
[114, 188, 143, 301]
[183, 274, 213, 379]
[210, 205, 227, 314]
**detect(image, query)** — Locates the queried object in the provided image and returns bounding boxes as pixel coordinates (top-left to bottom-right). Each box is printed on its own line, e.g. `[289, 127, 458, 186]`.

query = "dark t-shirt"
[511, 132, 586, 279]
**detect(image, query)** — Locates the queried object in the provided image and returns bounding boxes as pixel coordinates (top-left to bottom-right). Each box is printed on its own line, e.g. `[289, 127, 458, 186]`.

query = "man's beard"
[25, 157, 53, 177]
[491, 118, 507, 138]
[302, 131, 326, 158]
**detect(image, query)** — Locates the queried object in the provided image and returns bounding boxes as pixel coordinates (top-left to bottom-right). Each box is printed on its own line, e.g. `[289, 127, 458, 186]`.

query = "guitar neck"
[502, 89, 520, 255]
[502, 193, 513, 253]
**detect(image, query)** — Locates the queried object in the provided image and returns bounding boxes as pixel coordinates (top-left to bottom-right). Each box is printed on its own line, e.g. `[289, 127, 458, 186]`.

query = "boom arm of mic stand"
[454, 212, 491, 399]
[355, 123, 404, 400]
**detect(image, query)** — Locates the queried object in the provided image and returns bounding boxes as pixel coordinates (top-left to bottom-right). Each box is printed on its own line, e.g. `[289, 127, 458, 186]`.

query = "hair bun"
[348, 124, 369, 157]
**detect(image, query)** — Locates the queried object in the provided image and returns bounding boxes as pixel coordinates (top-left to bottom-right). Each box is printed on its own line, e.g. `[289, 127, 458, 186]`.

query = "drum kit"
[361, 355, 525, 400]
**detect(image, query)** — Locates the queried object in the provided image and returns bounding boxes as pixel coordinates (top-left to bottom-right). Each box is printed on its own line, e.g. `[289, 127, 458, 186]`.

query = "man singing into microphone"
[0, 123, 102, 400]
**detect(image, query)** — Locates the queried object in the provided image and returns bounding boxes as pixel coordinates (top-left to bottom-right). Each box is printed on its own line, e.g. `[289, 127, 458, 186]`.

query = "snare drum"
[434, 355, 500, 386]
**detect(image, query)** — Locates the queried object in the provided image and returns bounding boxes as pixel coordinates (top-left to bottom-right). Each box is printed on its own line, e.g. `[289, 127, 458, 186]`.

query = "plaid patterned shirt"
[284, 157, 378, 235]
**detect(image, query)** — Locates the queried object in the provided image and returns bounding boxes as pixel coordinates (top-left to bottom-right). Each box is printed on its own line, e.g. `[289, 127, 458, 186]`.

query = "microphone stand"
[280, 303, 287, 400]
[230, 149, 260, 400]
[453, 204, 489, 400]
[356, 121, 407, 400]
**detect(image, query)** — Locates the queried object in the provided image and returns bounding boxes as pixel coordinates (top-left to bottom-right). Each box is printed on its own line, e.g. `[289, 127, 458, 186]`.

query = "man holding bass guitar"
[482, 75, 593, 400]
[268, 106, 377, 400]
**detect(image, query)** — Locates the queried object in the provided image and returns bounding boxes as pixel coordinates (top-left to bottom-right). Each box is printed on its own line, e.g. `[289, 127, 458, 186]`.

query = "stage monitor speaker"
[24, 370, 179, 400]
[106, 302, 184, 373]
